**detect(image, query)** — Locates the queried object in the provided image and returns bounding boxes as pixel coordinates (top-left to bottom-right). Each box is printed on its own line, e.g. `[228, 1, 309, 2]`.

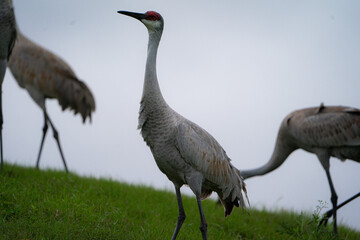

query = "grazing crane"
[117, 10, 248, 240]
[0, 0, 17, 171]
[241, 103, 360, 234]
[8, 31, 96, 173]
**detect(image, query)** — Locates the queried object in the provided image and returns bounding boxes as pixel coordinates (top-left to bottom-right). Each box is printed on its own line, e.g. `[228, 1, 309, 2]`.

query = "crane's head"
[117, 10, 163, 33]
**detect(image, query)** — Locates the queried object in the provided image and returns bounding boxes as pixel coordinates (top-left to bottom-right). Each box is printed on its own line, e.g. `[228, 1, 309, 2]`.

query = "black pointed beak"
[117, 11, 146, 21]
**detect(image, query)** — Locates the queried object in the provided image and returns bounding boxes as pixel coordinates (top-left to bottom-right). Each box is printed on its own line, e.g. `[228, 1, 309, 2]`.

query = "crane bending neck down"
[240, 105, 360, 234]
[241, 127, 297, 180]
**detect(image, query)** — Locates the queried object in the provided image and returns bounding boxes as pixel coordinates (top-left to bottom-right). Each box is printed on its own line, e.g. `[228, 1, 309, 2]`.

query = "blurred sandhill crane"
[117, 10, 248, 240]
[0, 0, 17, 171]
[241, 103, 360, 234]
[8, 31, 95, 173]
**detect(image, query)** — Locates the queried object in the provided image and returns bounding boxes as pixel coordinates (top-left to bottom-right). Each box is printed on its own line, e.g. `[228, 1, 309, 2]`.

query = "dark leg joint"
[52, 128, 59, 140]
[199, 221, 208, 240]
[42, 122, 48, 134]
[178, 212, 186, 224]
[199, 222, 207, 233]
[331, 194, 338, 206]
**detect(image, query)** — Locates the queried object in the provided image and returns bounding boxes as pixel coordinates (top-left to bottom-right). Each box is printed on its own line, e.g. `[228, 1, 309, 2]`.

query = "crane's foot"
[318, 211, 331, 228]
[318, 209, 338, 234]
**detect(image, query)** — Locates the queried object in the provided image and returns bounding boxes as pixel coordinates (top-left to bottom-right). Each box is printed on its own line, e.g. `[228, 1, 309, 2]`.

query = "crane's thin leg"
[196, 195, 208, 240]
[44, 111, 69, 173]
[36, 111, 49, 169]
[324, 169, 338, 234]
[319, 192, 360, 228]
[187, 174, 207, 239]
[0, 61, 6, 172]
[171, 186, 186, 240]
[317, 153, 338, 234]
[0, 83, 3, 173]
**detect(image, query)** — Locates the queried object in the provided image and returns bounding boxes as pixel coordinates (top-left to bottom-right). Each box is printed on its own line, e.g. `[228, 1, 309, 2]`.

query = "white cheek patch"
[141, 19, 162, 31]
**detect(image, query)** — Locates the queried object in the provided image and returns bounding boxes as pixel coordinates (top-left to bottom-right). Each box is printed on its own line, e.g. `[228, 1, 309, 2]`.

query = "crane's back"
[283, 105, 360, 162]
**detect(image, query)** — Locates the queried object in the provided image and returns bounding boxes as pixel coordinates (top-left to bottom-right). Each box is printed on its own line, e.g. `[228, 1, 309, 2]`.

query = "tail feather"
[56, 77, 96, 123]
[219, 168, 249, 217]
[237, 169, 250, 208]
[218, 196, 235, 217]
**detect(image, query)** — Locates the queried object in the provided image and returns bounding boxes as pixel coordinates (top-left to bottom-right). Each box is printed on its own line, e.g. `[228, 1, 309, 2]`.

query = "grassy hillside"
[1, 163, 359, 240]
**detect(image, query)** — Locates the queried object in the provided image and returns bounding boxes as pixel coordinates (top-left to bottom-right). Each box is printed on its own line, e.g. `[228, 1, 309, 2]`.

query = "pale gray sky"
[4, 0, 360, 230]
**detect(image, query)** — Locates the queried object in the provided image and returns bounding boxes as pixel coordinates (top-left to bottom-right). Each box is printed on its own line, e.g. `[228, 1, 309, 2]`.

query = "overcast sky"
[4, 0, 360, 230]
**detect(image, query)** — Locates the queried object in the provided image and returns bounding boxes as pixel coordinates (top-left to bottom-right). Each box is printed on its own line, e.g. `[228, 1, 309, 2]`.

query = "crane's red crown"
[145, 11, 162, 21]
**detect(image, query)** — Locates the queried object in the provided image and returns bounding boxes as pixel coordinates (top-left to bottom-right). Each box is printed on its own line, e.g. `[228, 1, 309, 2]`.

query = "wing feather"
[175, 120, 247, 206]
[292, 107, 360, 147]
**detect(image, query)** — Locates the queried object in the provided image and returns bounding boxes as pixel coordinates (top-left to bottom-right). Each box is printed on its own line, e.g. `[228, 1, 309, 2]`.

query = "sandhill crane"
[117, 10, 248, 240]
[0, 0, 17, 171]
[241, 103, 360, 234]
[7, 31, 95, 173]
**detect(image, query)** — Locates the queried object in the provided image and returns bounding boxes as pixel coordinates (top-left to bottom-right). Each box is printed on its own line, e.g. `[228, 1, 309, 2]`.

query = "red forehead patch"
[145, 11, 162, 21]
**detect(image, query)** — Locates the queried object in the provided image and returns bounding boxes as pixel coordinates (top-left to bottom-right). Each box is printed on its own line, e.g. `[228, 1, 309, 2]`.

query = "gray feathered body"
[138, 27, 247, 216]
[139, 98, 247, 214]
[8, 32, 95, 122]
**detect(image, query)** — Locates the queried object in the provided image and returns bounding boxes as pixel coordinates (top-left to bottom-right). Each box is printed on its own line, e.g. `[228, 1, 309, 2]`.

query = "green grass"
[1, 163, 359, 240]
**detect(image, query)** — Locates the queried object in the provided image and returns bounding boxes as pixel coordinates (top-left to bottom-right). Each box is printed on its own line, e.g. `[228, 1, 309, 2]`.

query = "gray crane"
[241, 103, 360, 234]
[117, 10, 248, 240]
[0, 0, 16, 171]
[8, 31, 95, 173]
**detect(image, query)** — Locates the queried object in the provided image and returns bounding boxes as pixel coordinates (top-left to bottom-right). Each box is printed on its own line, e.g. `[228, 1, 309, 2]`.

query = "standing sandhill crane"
[117, 10, 248, 240]
[0, 0, 17, 171]
[8, 31, 95, 173]
[241, 103, 360, 234]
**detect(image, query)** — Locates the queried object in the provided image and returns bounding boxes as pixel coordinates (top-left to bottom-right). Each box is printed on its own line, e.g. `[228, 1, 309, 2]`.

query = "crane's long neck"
[0, 0, 16, 61]
[141, 30, 166, 105]
[0, 0, 12, 9]
[0, 0, 14, 21]
[241, 135, 297, 179]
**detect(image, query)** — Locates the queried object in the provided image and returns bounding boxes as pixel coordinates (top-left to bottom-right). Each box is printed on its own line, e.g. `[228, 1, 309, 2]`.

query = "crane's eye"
[145, 11, 161, 21]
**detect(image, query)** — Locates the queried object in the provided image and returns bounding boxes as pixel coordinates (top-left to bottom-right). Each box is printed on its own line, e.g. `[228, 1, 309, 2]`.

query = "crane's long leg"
[171, 186, 186, 240]
[196, 195, 208, 240]
[0, 60, 6, 172]
[0, 83, 3, 173]
[319, 192, 360, 228]
[324, 169, 338, 234]
[36, 111, 49, 169]
[317, 153, 338, 234]
[187, 174, 208, 239]
[44, 111, 69, 173]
